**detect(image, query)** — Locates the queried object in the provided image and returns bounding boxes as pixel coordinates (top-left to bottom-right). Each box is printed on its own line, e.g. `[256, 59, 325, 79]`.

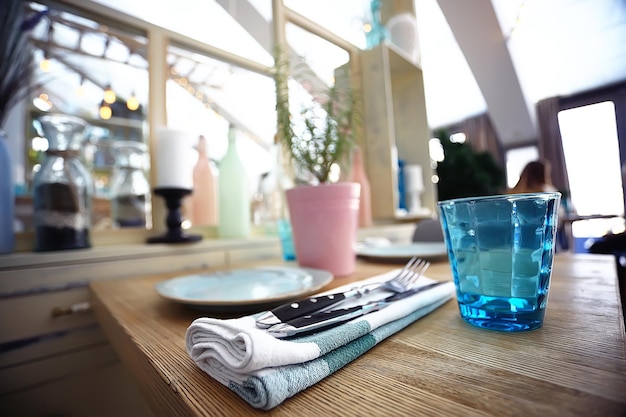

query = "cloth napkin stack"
[186, 270, 455, 410]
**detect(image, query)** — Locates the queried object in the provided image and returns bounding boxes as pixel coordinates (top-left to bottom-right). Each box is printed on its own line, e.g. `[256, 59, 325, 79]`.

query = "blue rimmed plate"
[155, 266, 333, 312]
[356, 242, 448, 263]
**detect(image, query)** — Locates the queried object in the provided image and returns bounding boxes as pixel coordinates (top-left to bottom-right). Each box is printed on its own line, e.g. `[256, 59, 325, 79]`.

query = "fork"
[255, 256, 430, 328]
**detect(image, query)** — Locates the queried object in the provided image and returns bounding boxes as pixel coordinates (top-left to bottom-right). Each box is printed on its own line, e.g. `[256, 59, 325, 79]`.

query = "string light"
[76, 77, 85, 97]
[172, 75, 214, 109]
[507, 0, 528, 40]
[39, 53, 51, 72]
[450, 132, 466, 144]
[103, 85, 116, 104]
[99, 104, 112, 120]
[126, 92, 139, 111]
[40, 19, 53, 72]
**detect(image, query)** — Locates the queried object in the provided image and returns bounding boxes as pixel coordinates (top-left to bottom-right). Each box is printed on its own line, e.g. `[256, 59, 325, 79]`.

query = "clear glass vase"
[33, 115, 93, 251]
[109, 141, 151, 228]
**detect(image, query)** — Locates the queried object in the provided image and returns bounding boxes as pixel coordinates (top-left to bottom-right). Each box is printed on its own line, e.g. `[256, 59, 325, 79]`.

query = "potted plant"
[274, 48, 361, 277]
[0, 1, 45, 253]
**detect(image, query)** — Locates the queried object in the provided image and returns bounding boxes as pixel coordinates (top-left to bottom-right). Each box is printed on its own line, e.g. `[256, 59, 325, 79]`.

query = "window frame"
[13, 0, 363, 251]
[14, 0, 276, 251]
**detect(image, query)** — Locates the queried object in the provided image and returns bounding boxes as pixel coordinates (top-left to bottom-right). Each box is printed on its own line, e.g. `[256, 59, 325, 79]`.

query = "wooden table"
[90, 253, 626, 417]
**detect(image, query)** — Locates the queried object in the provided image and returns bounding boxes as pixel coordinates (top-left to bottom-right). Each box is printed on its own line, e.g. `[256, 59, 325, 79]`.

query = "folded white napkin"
[186, 270, 455, 410]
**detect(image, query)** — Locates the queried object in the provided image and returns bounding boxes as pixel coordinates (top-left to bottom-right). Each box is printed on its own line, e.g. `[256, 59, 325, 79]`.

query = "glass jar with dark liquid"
[33, 115, 93, 251]
[109, 141, 151, 228]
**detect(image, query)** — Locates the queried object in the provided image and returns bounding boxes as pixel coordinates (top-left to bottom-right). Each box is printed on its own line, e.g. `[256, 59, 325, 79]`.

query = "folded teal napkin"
[186, 271, 455, 410]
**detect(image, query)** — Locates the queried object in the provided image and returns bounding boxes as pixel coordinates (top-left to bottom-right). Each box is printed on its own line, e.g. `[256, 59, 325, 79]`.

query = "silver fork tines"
[389, 256, 430, 292]
[358, 256, 430, 297]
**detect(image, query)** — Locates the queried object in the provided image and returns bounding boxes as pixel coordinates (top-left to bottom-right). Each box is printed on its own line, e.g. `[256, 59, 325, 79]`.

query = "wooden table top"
[90, 253, 626, 417]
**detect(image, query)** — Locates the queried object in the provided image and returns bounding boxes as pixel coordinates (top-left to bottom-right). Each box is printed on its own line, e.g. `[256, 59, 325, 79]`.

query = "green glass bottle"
[218, 125, 250, 238]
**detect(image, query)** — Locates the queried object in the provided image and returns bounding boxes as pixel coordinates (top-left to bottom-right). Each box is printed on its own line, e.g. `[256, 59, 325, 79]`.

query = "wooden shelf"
[359, 42, 436, 222]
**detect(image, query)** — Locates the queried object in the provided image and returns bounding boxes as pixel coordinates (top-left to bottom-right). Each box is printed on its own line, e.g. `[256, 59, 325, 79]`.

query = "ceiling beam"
[437, 0, 537, 146]
[215, 0, 273, 53]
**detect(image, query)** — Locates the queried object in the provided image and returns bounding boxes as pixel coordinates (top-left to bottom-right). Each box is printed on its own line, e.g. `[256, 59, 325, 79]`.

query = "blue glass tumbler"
[438, 192, 561, 332]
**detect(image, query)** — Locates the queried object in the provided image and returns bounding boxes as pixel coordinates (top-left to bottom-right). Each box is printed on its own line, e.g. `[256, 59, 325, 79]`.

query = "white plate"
[155, 266, 333, 312]
[356, 242, 448, 262]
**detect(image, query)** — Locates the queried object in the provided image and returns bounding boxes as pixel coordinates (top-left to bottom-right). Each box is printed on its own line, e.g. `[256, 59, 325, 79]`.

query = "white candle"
[404, 164, 424, 214]
[155, 127, 194, 189]
[404, 164, 424, 193]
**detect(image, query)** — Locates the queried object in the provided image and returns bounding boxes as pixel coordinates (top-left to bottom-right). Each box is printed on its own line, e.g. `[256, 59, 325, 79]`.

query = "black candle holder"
[147, 187, 202, 244]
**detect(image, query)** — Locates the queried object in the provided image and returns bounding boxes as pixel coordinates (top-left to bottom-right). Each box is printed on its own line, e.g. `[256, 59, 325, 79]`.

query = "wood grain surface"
[90, 253, 626, 417]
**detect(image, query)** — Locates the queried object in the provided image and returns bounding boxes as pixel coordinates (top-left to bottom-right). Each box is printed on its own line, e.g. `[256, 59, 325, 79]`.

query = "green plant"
[0, 0, 43, 127]
[274, 47, 359, 184]
[434, 128, 505, 200]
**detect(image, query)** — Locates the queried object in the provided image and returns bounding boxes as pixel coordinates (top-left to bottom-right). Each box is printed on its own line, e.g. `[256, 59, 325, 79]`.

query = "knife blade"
[265, 281, 447, 338]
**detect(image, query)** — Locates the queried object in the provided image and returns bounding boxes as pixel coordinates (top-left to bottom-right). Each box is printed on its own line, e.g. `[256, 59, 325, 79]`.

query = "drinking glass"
[438, 192, 561, 332]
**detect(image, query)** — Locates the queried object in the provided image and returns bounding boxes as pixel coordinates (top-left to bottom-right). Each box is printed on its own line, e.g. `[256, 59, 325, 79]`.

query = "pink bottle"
[349, 147, 373, 227]
[190, 135, 218, 226]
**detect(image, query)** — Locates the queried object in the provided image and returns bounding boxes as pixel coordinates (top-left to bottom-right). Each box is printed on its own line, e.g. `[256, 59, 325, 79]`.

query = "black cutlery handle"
[285, 305, 363, 329]
[271, 292, 347, 322]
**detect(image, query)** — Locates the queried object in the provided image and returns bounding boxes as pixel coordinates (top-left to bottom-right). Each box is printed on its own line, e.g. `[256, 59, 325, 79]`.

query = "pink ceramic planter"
[286, 182, 361, 277]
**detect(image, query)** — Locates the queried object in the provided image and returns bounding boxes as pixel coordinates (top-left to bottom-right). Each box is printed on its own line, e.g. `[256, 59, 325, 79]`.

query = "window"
[558, 101, 625, 237]
[283, 0, 370, 49]
[9, 0, 366, 249]
[558, 101, 623, 216]
[165, 42, 276, 204]
[505, 145, 539, 189]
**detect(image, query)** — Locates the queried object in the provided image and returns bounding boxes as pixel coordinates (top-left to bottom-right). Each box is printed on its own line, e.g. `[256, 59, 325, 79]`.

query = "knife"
[256, 259, 429, 329]
[265, 281, 447, 338]
[255, 284, 369, 329]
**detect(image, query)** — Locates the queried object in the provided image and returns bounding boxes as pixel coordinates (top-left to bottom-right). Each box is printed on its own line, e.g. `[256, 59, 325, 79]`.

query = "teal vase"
[0, 130, 15, 254]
